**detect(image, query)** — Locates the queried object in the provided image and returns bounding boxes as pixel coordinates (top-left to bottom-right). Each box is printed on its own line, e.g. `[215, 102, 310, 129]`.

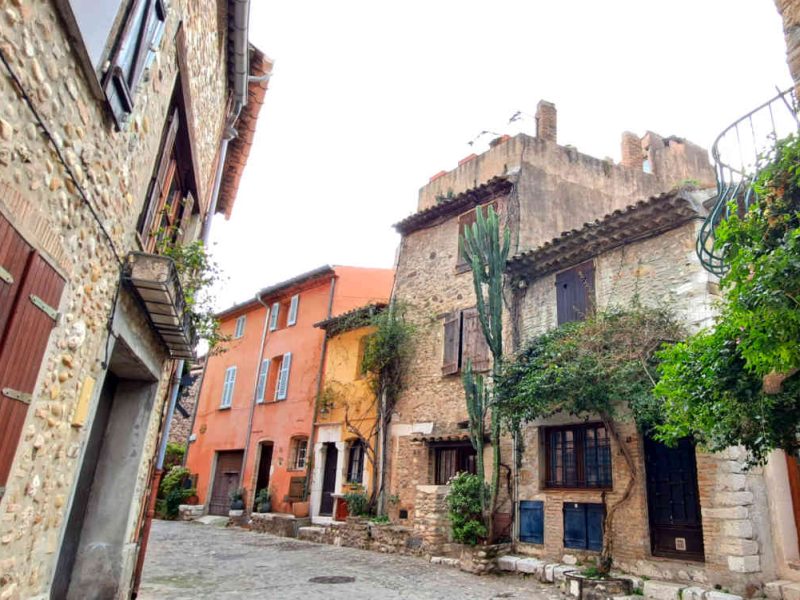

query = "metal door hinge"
[2, 387, 31, 405]
[30, 295, 58, 321]
[0, 266, 13, 285]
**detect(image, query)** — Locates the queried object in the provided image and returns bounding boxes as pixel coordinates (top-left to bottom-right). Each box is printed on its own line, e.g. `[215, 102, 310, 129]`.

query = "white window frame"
[287, 294, 299, 326]
[275, 352, 292, 401]
[220, 365, 237, 409]
[234, 315, 246, 339]
[293, 438, 308, 469]
[255, 358, 270, 404]
[269, 302, 280, 331]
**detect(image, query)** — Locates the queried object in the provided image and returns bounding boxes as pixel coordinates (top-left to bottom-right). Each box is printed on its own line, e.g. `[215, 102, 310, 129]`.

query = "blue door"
[519, 500, 544, 544]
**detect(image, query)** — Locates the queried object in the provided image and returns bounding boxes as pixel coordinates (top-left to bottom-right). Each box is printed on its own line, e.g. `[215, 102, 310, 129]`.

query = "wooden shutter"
[139, 108, 179, 245]
[275, 352, 292, 400]
[461, 308, 490, 372]
[255, 358, 270, 403]
[178, 192, 195, 243]
[269, 303, 280, 331]
[555, 261, 595, 325]
[287, 294, 299, 326]
[441, 312, 461, 375]
[519, 500, 544, 544]
[563, 502, 604, 551]
[0, 251, 65, 489]
[221, 366, 236, 408]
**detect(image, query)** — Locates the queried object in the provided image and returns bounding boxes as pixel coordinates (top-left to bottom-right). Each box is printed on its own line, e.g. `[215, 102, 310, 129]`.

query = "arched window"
[347, 440, 365, 484]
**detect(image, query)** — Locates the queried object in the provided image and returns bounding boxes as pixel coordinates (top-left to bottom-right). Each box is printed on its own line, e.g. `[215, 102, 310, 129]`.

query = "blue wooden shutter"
[269, 303, 280, 330]
[586, 503, 604, 551]
[519, 500, 544, 544]
[564, 502, 603, 550]
[275, 352, 292, 400]
[255, 358, 270, 403]
[287, 294, 299, 326]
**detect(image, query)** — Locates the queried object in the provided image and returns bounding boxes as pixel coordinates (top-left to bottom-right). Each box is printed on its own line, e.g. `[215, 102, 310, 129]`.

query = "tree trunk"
[598, 413, 637, 574]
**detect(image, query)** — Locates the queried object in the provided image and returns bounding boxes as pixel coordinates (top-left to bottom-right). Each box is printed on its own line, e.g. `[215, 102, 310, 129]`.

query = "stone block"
[643, 580, 684, 600]
[727, 555, 760, 573]
[617, 575, 644, 592]
[714, 492, 754, 507]
[780, 582, 800, 600]
[706, 592, 743, 600]
[544, 563, 557, 582]
[717, 474, 747, 491]
[497, 555, 520, 571]
[722, 520, 754, 539]
[430, 556, 460, 568]
[516, 557, 546, 575]
[702, 506, 749, 520]
[765, 580, 793, 600]
[719, 538, 758, 556]
[562, 553, 578, 565]
[681, 586, 706, 600]
[554, 565, 575, 582]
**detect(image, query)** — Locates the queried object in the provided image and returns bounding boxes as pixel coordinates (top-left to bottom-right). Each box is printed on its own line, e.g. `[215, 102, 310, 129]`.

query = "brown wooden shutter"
[0, 217, 33, 335]
[462, 308, 490, 372]
[0, 251, 65, 488]
[139, 108, 180, 244]
[442, 312, 461, 375]
[556, 261, 595, 325]
[179, 191, 195, 243]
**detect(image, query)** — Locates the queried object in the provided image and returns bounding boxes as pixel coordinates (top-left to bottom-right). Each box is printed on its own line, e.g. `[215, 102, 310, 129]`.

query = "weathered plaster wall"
[0, 1, 230, 597]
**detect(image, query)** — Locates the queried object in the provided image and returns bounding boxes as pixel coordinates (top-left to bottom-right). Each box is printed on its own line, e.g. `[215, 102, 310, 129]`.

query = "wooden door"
[209, 450, 243, 515]
[319, 443, 338, 516]
[644, 436, 704, 561]
[785, 452, 800, 549]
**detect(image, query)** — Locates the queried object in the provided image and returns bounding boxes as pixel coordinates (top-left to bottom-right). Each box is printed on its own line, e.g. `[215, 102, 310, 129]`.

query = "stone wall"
[776, 0, 800, 93]
[0, 1, 230, 597]
[297, 517, 426, 556]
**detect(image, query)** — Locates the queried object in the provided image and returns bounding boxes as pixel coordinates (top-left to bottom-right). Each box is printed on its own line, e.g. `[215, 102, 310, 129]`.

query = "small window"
[355, 335, 370, 379]
[274, 352, 292, 401]
[433, 443, 477, 485]
[347, 440, 365, 484]
[456, 202, 496, 267]
[290, 437, 308, 470]
[220, 366, 237, 409]
[545, 423, 611, 489]
[556, 261, 595, 325]
[234, 315, 246, 339]
[269, 303, 280, 331]
[442, 308, 490, 375]
[255, 359, 270, 403]
[287, 294, 299, 326]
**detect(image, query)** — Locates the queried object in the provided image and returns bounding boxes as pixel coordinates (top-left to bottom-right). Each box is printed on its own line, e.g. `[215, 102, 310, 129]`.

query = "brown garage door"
[208, 450, 244, 515]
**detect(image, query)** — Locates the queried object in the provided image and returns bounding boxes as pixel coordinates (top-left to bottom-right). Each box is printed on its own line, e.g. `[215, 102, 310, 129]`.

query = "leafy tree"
[446, 472, 489, 545]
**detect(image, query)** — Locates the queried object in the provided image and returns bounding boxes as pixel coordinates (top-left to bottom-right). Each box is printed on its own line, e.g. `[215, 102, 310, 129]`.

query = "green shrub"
[446, 472, 488, 545]
[343, 490, 370, 517]
[164, 442, 185, 470]
[157, 466, 196, 519]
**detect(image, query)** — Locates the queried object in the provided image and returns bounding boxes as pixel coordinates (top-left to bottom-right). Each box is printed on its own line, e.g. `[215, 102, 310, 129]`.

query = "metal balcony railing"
[696, 88, 799, 275]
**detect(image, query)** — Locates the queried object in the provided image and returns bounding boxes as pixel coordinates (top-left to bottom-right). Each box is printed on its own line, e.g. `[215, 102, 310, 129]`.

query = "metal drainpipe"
[304, 276, 337, 511]
[239, 292, 272, 507]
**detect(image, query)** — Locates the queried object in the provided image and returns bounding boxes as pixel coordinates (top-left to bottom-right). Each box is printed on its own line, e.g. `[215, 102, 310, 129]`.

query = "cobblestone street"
[139, 520, 561, 599]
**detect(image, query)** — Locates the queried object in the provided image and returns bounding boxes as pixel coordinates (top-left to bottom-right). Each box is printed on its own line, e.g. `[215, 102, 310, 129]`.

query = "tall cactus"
[460, 204, 510, 541]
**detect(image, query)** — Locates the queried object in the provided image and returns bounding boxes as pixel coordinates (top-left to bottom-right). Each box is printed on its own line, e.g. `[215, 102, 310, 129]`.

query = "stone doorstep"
[767, 580, 800, 600]
[431, 556, 460, 568]
[497, 556, 744, 600]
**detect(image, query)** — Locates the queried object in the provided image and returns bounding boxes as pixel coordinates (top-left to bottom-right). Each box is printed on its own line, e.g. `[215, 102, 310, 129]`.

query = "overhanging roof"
[506, 188, 712, 281]
[314, 302, 387, 335]
[393, 176, 513, 236]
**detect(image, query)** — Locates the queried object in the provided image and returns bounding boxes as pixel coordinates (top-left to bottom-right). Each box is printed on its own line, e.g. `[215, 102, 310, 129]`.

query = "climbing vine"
[655, 134, 800, 464]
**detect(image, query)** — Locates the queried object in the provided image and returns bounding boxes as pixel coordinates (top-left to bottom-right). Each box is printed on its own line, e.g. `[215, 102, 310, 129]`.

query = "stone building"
[505, 188, 787, 593]
[388, 101, 715, 553]
[0, 1, 269, 598]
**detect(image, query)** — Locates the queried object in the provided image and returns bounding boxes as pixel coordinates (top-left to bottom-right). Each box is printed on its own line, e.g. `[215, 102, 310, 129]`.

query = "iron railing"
[696, 88, 798, 275]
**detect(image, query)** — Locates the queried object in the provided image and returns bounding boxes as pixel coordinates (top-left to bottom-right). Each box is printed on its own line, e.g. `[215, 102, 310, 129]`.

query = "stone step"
[195, 515, 229, 527]
[765, 580, 800, 600]
[430, 556, 460, 568]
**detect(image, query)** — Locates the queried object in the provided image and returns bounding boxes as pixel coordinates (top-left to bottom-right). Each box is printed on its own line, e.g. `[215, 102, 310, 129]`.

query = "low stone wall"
[178, 504, 203, 521]
[249, 512, 311, 538]
[296, 517, 426, 556]
[459, 543, 512, 575]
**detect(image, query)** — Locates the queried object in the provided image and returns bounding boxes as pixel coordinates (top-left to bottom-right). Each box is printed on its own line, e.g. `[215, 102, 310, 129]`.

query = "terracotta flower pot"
[292, 501, 309, 518]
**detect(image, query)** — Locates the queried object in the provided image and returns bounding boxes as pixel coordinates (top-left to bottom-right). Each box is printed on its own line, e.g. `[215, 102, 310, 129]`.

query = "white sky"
[207, 0, 792, 311]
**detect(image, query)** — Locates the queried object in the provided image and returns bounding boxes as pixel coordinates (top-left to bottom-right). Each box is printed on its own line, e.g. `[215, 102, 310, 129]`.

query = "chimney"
[620, 132, 643, 169]
[535, 100, 557, 143]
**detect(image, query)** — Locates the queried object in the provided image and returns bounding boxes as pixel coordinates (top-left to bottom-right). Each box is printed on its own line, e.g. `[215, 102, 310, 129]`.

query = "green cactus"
[459, 204, 510, 541]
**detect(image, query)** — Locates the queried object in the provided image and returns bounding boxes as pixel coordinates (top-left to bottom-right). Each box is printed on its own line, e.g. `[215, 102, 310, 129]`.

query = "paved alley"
[138, 520, 562, 599]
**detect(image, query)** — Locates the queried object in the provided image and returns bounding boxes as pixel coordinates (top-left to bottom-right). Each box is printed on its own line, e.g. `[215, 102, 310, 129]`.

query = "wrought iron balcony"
[696, 88, 798, 275]
[123, 252, 198, 360]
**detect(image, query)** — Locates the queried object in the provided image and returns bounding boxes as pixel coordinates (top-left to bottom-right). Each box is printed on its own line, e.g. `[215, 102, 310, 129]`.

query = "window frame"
[543, 422, 612, 490]
[456, 201, 497, 270]
[442, 308, 490, 376]
[290, 437, 308, 470]
[269, 303, 280, 331]
[233, 315, 246, 339]
[432, 442, 477, 485]
[274, 352, 292, 401]
[220, 365, 237, 409]
[555, 261, 595, 325]
[255, 358, 270, 404]
[347, 440, 365, 484]
[287, 294, 299, 326]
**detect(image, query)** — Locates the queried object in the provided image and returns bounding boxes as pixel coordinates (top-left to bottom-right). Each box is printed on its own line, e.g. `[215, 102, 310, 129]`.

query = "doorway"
[644, 435, 705, 561]
[319, 443, 338, 516]
[254, 442, 274, 498]
[209, 450, 244, 515]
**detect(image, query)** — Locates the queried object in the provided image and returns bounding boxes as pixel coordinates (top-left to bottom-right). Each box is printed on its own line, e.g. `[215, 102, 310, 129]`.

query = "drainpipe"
[305, 276, 337, 514]
[240, 292, 273, 507]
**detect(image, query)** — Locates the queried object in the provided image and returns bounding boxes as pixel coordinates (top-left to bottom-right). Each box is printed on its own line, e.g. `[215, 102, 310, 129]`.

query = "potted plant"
[291, 499, 310, 518]
[255, 487, 271, 513]
[229, 488, 245, 511]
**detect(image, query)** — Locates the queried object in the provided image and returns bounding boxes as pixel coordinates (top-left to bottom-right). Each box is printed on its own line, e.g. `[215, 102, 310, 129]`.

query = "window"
[220, 366, 237, 408]
[563, 503, 604, 551]
[234, 315, 246, 339]
[555, 261, 595, 325]
[255, 359, 270, 403]
[274, 353, 292, 401]
[287, 294, 299, 326]
[347, 440, 365, 484]
[545, 423, 611, 489]
[290, 437, 308, 470]
[456, 202, 496, 268]
[61, 0, 167, 128]
[433, 443, 477, 485]
[442, 308, 490, 375]
[269, 303, 280, 331]
[355, 335, 370, 379]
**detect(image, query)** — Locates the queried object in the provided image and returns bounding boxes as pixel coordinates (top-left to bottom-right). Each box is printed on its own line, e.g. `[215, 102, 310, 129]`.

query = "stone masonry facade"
[0, 1, 245, 597]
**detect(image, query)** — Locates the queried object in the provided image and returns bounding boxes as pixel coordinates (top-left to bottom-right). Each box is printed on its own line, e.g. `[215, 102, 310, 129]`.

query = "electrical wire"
[0, 47, 123, 266]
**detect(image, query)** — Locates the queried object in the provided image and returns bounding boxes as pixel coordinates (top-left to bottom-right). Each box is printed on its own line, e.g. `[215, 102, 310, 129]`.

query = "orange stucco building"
[185, 265, 394, 515]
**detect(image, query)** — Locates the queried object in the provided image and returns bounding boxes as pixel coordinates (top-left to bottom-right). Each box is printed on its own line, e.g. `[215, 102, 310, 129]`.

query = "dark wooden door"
[556, 261, 594, 325]
[209, 450, 243, 515]
[644, 436, 704, 561]
[786, 451, 800, 550]
[255, 443, 273, 495]
[319, 443, 338, 516]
